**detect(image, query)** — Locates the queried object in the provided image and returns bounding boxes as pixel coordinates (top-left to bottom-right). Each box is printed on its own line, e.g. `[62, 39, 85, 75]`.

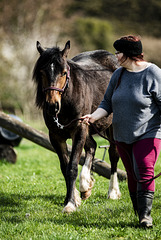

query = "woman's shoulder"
[147, 63, 161, 83]
[148, 63, 161, 73]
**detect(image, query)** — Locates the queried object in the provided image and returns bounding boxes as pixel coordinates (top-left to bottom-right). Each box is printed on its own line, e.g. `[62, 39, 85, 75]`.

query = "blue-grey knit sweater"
[99, 64, 161, 144]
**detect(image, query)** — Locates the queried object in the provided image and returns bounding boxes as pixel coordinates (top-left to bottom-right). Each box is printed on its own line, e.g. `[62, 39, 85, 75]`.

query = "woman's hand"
[81, 108, 108, 125]
[81, 114, 95, 125]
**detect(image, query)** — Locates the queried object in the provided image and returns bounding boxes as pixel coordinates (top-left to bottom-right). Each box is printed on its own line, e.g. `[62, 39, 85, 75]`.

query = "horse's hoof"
[81, 189, 92, 200]
[108, 173, 121, 200]
[107, 189, 121, 200]
[81, 178, 95, 200]
[62, 202, 77, 214]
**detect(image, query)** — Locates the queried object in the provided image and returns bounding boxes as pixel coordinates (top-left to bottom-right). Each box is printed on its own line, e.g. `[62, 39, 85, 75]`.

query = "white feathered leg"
[62, 187, 81, 214]
[108, 172, 121, 199]
[79, 164, 95, 200]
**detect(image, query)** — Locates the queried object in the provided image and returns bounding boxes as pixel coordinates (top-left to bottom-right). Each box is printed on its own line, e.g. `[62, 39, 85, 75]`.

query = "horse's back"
[71, 50, 119, 72]
[69, 50, 119, 114]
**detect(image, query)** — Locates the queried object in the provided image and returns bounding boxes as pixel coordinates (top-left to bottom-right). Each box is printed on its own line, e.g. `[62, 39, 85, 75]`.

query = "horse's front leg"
[107, 126, 121, 199]
[49, 133, 81, 210]
[79, 135, 96, 200]
[63, 126, 87, 213]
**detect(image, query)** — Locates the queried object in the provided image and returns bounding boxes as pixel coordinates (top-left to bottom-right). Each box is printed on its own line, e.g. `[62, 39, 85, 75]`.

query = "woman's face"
[115, 52, 125, 65]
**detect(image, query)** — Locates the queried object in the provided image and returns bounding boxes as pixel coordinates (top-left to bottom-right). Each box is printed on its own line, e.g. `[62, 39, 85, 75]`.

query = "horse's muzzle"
[45, 102, 59, 116]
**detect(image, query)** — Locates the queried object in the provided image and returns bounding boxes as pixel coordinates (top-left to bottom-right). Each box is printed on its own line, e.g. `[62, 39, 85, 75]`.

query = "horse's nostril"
[45, 102, 59, 116]
[55, 102, 59, 112]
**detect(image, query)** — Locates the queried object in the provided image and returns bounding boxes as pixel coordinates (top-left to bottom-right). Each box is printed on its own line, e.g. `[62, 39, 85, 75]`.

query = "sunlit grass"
[0, 138, 161, 240]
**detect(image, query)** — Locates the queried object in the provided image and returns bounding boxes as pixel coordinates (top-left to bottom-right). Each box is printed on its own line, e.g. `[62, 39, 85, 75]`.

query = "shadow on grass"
[0, 192, 65, 206]
[0, 193, 21, 207]
[45, 205, 139, 229]
[0, 192, 64, 223]
[0, 192, 140, 229]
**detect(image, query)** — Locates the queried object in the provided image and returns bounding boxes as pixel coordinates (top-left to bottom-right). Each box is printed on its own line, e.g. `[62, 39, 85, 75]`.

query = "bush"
[73, 18, 113, 51]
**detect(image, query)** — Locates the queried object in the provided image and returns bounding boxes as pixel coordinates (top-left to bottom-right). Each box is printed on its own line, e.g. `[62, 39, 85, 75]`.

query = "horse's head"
[33, 41, 70, 116]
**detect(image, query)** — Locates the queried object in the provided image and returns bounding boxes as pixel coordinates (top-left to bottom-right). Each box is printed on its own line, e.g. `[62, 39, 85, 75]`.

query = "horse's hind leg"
[79, 135, 96, 200]
[107, 126, 121, 199]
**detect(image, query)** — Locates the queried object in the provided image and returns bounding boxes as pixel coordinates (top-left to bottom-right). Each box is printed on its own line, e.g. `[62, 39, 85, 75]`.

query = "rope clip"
[53, 117, 64, 129]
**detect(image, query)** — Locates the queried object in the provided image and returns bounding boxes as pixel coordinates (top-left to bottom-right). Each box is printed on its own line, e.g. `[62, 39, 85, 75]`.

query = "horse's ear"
[37, 41, 45, 55]
[62, 40, 70, 59]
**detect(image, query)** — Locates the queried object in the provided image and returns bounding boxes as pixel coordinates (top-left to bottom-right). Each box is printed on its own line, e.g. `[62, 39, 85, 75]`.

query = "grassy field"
[1, 137, 161, 240]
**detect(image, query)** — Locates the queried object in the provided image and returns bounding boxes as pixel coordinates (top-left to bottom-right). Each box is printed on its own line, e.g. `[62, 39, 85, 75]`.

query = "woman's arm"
[81, 108, 108, 125]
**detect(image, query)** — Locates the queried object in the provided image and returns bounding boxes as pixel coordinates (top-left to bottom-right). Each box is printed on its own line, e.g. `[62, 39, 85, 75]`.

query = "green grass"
[1, 137, 161, 240]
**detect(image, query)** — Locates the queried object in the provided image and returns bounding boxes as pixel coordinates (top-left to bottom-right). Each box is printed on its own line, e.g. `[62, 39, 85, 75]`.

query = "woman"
[82, 35, 161, 228]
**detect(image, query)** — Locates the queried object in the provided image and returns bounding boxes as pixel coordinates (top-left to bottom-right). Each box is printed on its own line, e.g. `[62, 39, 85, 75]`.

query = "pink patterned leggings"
[116, 138, 161, 193]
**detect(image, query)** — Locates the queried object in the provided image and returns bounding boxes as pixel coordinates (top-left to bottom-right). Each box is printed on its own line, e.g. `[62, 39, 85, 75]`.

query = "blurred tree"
[73, 18, 113, 51]
[67, 0, 161, 37]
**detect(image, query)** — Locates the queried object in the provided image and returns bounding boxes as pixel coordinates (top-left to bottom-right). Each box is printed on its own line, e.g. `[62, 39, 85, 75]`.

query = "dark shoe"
[140, 215, 153, 228]
[130, 192, 138, 216]
[137, 191, 154, 228]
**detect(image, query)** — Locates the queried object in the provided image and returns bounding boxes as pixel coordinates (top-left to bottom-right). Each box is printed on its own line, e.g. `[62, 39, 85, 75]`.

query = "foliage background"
[0, 0, 161, 119]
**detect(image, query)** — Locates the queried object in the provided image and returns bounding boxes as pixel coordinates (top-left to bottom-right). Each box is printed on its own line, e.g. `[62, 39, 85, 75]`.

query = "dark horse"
[33, 40, 120, 213]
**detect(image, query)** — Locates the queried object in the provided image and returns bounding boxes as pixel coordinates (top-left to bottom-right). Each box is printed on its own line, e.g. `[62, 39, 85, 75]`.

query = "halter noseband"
[43, 65, 70, 93]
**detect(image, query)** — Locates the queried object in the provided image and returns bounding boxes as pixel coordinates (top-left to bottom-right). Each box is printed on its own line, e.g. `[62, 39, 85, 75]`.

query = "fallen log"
[0, 111, 127, 180]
